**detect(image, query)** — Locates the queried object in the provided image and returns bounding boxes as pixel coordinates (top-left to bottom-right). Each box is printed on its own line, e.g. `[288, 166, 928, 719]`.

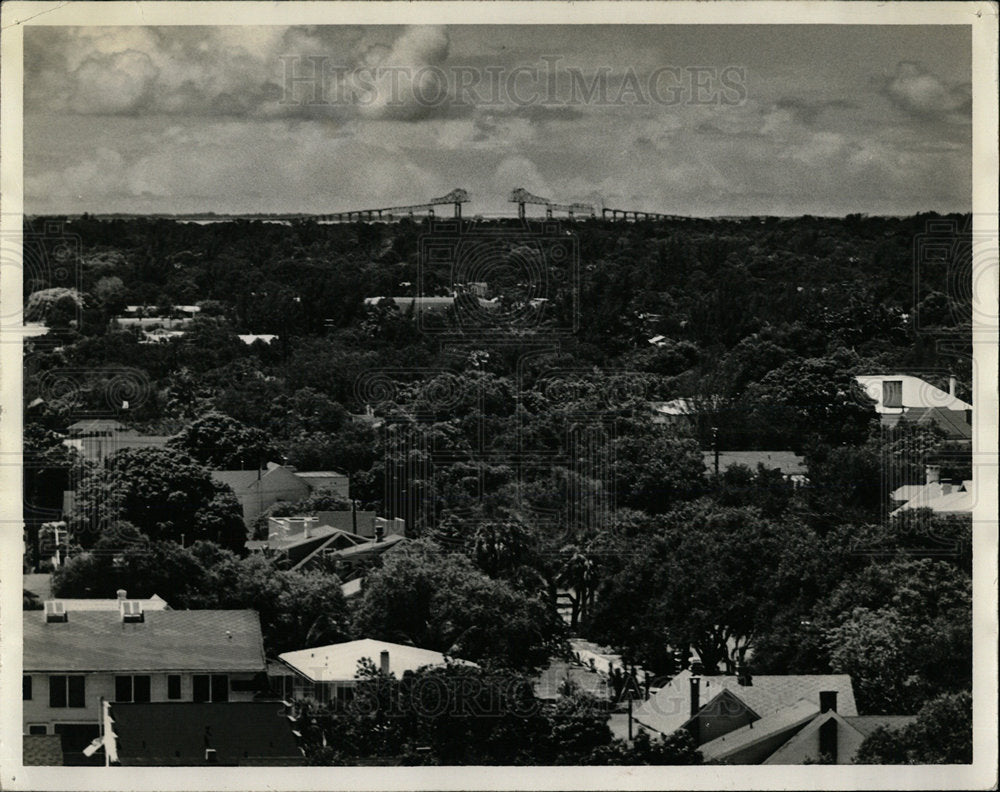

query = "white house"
[854, 374, 971, 415]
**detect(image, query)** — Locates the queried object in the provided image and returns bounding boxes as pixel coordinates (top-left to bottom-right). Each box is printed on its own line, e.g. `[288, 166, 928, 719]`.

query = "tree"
[586, 728, 702, 765]
[25, 287, 84, 327]
[352, 539, 565, 672]
[612, 431, 706, 515]
[68, 446, 246, 550]
[168, 411, 279, 469]
[855, 692, 972, 764]
[823, 559, 971, 714]
[200, 553, 351, 654]
[589, 502, 811, 673]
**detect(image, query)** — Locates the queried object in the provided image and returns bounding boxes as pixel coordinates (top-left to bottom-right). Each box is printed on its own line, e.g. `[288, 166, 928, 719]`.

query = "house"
[702, 450, 808, 483]
[880, 406, 972, 442]
[108, 702, 303, 766]
[46, 590, 170, 613]
[649, 396, 727, 430]
[889, 464, 975, 517]
[212, 464, 350, 524]
[247, 525, 369, 568]
[764, 711, 916, 764]
[23, 603, 267, 762]
[630, 669, 857, 751]
[237, 334, 278, 345]
[62, 420, 171, 464]
[854, 374, 971, 415]
[289, 530, 407, 573]
[275, 639, 474, 705]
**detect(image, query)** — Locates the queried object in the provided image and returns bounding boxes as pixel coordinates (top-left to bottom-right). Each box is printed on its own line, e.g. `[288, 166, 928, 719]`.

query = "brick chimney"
[117, 589, 127, 600]
[380, 650, 390, 676]
[819, 691, 837, 713]
[925, 465, 940, 485]
[949, 375, 957, 397]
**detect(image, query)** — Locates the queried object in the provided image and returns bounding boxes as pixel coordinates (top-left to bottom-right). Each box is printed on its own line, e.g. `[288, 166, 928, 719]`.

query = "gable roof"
[279, 638, 474, 683]
[110, 702, 303, 766]
[23, 734, 64, 766]
[290, 533, 406, 571]
[632, 670, 857, 738]
[890, 480, 975, 516]
[211, 469, 265, 491]
[699, 698, 819, 763]
[763, 711, 918, 765]
[703, 451, 807, 476]
[67, 418, 126, 435]
[855, 374, 972, 413]
[882, 406, 972, 441]
[24, 609, 265, 673]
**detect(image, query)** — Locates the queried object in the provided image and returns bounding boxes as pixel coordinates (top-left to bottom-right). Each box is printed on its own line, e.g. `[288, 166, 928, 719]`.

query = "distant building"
[108, 702, 303, 766]
[62, 420, 171, 464]
[275, 639, 474, 705]
[237, 334, 278, 345]
[629, 669, 858, 760]
[23, 604, 267, 762]
[890, 465, 975, 517]
[854, 374, 971, 415]
[703, 450, 808, 484]
[211, 464, 349, 524]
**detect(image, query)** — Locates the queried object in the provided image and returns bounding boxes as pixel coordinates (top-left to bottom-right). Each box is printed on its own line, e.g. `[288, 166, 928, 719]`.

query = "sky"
[23, 24, 972, 217]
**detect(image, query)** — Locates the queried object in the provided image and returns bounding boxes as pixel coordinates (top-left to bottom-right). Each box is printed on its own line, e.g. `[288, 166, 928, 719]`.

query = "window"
[167, 675, 182, 700]
[211, 675, 229, 703]
[883, 379, 903, 409]
[192, 674, 229, 702]
[27, 725, 47, 735]
[49, 675, 85, 708]
[115, 675, 151, 703]
[23, 675, 32, 701]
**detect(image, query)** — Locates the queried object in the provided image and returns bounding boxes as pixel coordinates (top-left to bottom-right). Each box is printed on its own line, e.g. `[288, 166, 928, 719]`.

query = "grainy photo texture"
[1, 4, 997, 790]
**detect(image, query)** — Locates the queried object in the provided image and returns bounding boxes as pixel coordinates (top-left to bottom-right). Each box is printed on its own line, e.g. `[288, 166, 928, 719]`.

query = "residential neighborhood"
[9, 16, 991, 779]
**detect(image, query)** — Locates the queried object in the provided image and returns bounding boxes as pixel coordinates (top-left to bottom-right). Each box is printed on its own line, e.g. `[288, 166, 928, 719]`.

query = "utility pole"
[712, 426, 719, 475]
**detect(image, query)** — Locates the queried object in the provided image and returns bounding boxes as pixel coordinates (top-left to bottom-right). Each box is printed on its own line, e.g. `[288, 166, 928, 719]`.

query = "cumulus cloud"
[881, 61, 971, 123]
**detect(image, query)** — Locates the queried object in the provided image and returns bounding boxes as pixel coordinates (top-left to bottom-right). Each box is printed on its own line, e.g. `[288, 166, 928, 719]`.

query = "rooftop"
[632, 670, 857, 739]
[703, 451, 807, 476]
[279, 638, 473, 683]
[698, 698, 819, 763]
[23, 734, 64, 766]
[24, 609, 265, 673]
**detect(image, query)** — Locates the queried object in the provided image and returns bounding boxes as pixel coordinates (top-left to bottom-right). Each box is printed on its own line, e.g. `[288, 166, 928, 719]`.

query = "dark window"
[23, 675, 32, 701]
[167, 675, 181, 700]
[115, 676, 133, 703]
[49, 676, 67, 708]
[193, 675, 210, 702]
[68, 676, 85, 708]
[134, 675, 151, 703]
[211, 675, 229, 703]
[883, 379, 903, 409]
[28, 725, 47, 735]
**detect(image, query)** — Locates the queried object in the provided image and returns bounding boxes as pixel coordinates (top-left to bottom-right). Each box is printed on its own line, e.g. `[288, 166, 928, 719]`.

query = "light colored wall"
[23, 672, 258, 732]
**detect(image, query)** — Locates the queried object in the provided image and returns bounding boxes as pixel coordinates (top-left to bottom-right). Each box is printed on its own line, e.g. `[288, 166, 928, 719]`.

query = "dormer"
[45, 600, 67, 623]
[120, 600, 145, 623]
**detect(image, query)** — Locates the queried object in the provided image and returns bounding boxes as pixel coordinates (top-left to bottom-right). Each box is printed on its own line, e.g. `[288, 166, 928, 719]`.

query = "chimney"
[688, 669, 701, 745]
[117, 589, 127, 600]
[737, 663, 752, 686]
[925, 465, 940, 485]
[949, 375, 957, 397]
[941, 481, 953, 496]
[374, 519, 385, 544]
[380, 650, 390, 676]
[819, 691, 838, 713]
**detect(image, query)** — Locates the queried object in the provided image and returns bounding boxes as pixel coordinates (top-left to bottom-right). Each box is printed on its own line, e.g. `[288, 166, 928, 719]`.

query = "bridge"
[314, 188, 470, 222]
[508, 188, 596, 220]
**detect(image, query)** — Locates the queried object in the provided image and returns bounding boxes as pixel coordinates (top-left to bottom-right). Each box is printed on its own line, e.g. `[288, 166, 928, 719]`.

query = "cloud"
[881, 61, 971, 123]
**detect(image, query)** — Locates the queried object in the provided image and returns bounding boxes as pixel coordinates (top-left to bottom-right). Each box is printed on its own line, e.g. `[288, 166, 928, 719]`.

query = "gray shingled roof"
[24, 610, 265, 673]
[23, 734, 64, 766]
